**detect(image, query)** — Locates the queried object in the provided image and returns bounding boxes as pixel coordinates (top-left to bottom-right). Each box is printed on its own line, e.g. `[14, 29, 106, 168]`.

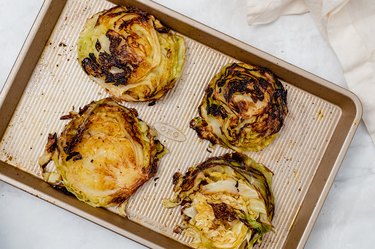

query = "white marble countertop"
[1, 1, 374, 248]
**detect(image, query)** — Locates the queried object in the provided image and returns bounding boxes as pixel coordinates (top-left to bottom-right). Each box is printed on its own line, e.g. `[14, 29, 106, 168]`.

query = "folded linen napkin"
[247, 0, 308, 25]
[247, 0, 375, 143]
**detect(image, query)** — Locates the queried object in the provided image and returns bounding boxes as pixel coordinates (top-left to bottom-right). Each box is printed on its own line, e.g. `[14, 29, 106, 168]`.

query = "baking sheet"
[0, 0, 360, 248]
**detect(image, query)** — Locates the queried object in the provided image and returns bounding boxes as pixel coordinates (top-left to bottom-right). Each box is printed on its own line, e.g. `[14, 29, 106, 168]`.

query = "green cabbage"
[77, 6, 185, 102]
[39, 98, 166, 212]
[191, 63, 288, 152]
[164, 153, 274, 249]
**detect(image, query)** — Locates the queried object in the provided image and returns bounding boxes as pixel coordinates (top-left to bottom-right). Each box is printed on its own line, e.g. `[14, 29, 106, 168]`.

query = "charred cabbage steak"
[38, 98, 166, 213]
[191, 63, 288, 152]
[77, 6, 185, 102]
[164, 153, 274, 249]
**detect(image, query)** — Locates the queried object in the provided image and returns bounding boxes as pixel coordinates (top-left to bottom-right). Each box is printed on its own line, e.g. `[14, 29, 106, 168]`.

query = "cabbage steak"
[38, 98, 166, 212]
[191, 63, 288, 152]
[77, 6, 185, 102]
[164, 153, 274, 249]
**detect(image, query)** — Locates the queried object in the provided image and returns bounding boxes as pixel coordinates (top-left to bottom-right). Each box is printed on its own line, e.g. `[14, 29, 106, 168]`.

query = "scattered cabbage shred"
[191, 63, 288, 152]
[164, 153, 274, 249]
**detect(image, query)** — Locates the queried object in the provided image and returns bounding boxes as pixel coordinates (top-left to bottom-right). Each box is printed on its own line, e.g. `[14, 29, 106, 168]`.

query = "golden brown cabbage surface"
[38, 98, 166, 210]
[77, 6, 185, 102]
[191, 63, 288, 152]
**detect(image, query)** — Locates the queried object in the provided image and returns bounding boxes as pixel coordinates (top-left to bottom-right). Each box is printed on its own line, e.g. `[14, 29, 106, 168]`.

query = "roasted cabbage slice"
[77, 6, 185, 102]
[164, 153, 274, 249]
[191, 63, 288, 152]
[38, 98, 166, 211]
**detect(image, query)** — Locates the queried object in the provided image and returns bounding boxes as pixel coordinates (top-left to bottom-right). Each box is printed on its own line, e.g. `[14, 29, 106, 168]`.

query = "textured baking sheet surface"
[0, 0, 342, 248]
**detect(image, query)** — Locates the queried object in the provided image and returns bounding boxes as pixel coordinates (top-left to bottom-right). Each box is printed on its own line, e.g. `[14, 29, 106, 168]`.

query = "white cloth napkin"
[247, 0, 375, 144]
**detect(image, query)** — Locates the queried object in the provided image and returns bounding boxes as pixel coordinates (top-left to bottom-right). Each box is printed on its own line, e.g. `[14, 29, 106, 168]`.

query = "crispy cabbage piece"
[77, 6, 185, 102]
[164, 153, 274, 249]
[38, 98, 166, 211]
[191, 63, 288, 152]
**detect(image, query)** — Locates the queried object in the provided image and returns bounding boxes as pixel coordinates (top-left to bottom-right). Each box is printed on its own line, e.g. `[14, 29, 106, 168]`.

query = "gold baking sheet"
[0, 0, 361, 248]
